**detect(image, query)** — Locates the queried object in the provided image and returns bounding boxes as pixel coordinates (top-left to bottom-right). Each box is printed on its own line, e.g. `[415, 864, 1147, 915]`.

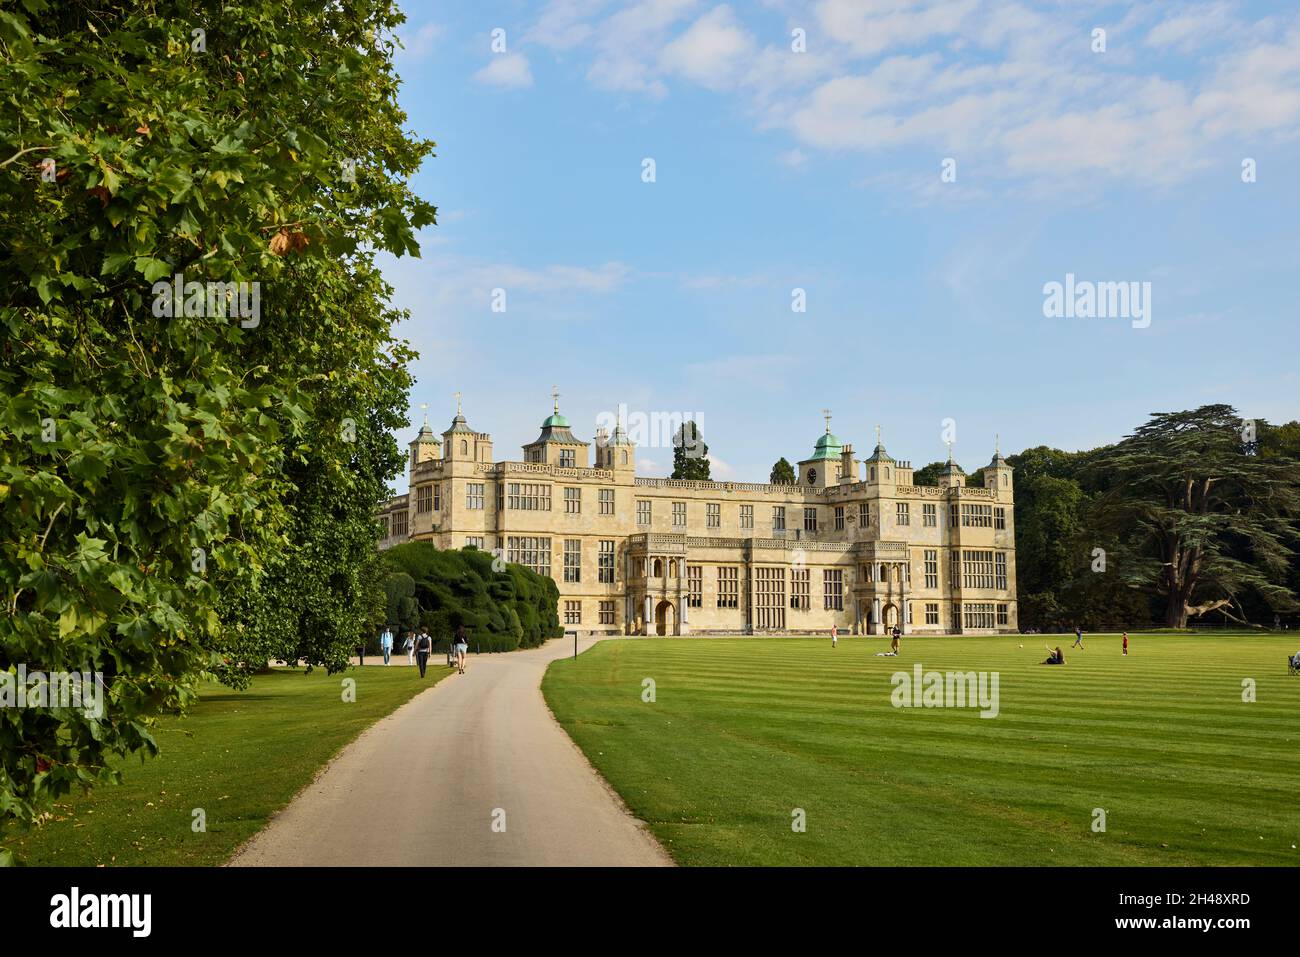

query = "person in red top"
[1122, 632, 1129, 656]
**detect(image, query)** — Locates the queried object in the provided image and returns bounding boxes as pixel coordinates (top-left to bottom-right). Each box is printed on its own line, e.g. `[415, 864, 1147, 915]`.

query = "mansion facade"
[377, 401, 1018, 637]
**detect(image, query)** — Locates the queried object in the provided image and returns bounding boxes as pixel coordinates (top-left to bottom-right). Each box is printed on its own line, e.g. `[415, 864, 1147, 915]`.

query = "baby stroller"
[1289, 652, 1300, 676]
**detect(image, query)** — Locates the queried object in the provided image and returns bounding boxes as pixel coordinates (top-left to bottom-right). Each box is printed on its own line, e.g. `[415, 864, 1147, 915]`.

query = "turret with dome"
[523, 387, 590, 469]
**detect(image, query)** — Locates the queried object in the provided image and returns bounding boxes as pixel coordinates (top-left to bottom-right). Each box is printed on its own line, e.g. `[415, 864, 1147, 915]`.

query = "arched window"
[621, 450, 628, 466]
[870, 466, 876, 481]
[669, 559, 678, 577]
[460, 439, 468, 455]
[1002, 474, 1008, 486]
[653, 558, 663, 578]
[885, 467, 890, 480]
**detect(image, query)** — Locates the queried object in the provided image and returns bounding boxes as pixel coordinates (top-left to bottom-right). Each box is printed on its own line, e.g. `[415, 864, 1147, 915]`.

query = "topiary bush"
[381, 542, 562, 652]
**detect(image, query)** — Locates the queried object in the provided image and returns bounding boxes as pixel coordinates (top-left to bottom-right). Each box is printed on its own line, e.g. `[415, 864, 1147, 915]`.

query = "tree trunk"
[1165, 590, 1187, 629]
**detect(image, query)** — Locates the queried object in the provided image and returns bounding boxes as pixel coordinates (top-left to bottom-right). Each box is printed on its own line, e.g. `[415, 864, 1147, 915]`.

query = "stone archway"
[655, 599, 676, 636]
[882, 602, 899, 629]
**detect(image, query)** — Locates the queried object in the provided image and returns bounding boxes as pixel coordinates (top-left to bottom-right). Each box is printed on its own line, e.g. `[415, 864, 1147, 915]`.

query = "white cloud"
[814, 0, 981, 57]
[706, 453, 735, 479]
[524, 0, 1300, 189]
[526, 0, 611, 50]
[1146, 2, 1238, 53]
[571, 0, 700, 98]
[660, 5, 756, 89]
[473, 52, 535, 89]
[778, 148, 809, 168]
[397, 21, 443, 61]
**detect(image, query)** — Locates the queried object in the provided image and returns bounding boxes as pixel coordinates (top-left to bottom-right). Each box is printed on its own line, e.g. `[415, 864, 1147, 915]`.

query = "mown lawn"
[543, 633, 1300, 866]
[8, 664, 451, 866]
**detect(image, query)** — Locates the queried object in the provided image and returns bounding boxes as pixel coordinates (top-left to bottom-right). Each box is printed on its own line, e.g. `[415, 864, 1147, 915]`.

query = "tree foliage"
[1081, 405, 1300, 628]
[0, 0, 433, 854]
[671, 421, 710, 480]
[1009, 412, 1300, 631]
[769, 457, 795, 485]
[910, 461, 946, 486]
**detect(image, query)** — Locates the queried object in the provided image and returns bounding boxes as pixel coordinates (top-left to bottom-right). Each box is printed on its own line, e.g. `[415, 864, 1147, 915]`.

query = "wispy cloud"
[523, 0, 1300, 190]
[473, 52, 535, 89]
[396, 21, 443, 61]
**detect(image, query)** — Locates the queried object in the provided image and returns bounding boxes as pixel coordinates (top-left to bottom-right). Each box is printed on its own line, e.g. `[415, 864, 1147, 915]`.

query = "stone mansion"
[377, 399, 1018, 637]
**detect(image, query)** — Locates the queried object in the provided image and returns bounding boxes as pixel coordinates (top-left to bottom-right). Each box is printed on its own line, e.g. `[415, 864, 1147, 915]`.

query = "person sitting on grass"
[1042, 645, 1065, 665]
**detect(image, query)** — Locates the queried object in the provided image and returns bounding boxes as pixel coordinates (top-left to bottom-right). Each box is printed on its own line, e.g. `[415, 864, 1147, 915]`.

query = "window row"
[563, 599, 619, 625]
[402, 488, 1007, 531]
[961, 602, 1010, 629]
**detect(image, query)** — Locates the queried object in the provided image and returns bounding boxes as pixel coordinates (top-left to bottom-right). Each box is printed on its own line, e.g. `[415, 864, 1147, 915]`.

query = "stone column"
[644, 593, 653, 636]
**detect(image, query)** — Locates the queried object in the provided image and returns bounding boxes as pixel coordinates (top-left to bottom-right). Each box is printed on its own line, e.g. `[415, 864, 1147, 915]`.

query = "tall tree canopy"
[0, 0, 434, 858]
[1081, 406, 1300, 628]
[672, 421, 710, 480]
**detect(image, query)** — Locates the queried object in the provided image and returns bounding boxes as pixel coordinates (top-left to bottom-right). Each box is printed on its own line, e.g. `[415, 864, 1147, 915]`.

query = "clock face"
[807, 468, 817, 484]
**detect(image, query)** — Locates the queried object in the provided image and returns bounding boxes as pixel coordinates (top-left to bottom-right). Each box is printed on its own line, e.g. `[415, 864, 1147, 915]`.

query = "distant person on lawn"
[891, 624, 901, 655]
[380, 627, 393, 666]
[1043, 645, 1065, 665]
[415, 628, 432, 677]
[1122, 632, 1129, 656]
[402, 631, 415, 666]
[1072, 625, 1085, 650]
[831, 624, 838, 649]
[454, 623, 469, 675]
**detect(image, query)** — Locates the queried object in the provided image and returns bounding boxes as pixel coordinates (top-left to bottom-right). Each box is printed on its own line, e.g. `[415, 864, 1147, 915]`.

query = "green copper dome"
[809, 431, 843, 461]
[542, 412, 570, 429]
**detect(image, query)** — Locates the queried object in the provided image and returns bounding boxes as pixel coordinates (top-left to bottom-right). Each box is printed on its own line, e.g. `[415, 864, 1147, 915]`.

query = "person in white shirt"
[380, 628, 394, 666]
[831, 625, 838, 649]
[402, 632, 415, 665]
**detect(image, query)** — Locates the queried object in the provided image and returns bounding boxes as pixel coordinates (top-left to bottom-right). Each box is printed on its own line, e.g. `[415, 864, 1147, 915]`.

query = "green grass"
[8, 663, 451, 866]
[542, 633, 1300, 866]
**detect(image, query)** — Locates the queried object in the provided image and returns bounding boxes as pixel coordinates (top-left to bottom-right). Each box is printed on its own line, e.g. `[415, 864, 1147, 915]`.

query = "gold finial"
[453, 391, 462, 416]
[419, 402, 429, 427]
[822, 408, 832, 433]
[875, 424, 882, 447]
[551, 385, 561, 413]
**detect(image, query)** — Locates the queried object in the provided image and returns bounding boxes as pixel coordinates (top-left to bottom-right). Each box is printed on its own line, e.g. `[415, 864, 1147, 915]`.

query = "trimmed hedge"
[379, 543, 562, 652]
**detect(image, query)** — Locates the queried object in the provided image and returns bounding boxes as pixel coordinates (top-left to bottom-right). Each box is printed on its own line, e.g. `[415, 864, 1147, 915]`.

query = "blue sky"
[377, 1, 1300, 492]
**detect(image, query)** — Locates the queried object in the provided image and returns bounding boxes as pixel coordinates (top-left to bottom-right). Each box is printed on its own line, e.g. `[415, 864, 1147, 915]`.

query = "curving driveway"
[228, 636, 671, 867]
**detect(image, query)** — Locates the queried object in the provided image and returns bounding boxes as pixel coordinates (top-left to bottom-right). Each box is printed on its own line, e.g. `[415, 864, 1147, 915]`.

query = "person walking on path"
[454, 623, 469, 675]
[415, 628, 433, 677]
[1072, 625, 1085, 650]
[402, 631, 415, 666]
[380, 627, 394, 666]
[831, 624, 838, 649]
